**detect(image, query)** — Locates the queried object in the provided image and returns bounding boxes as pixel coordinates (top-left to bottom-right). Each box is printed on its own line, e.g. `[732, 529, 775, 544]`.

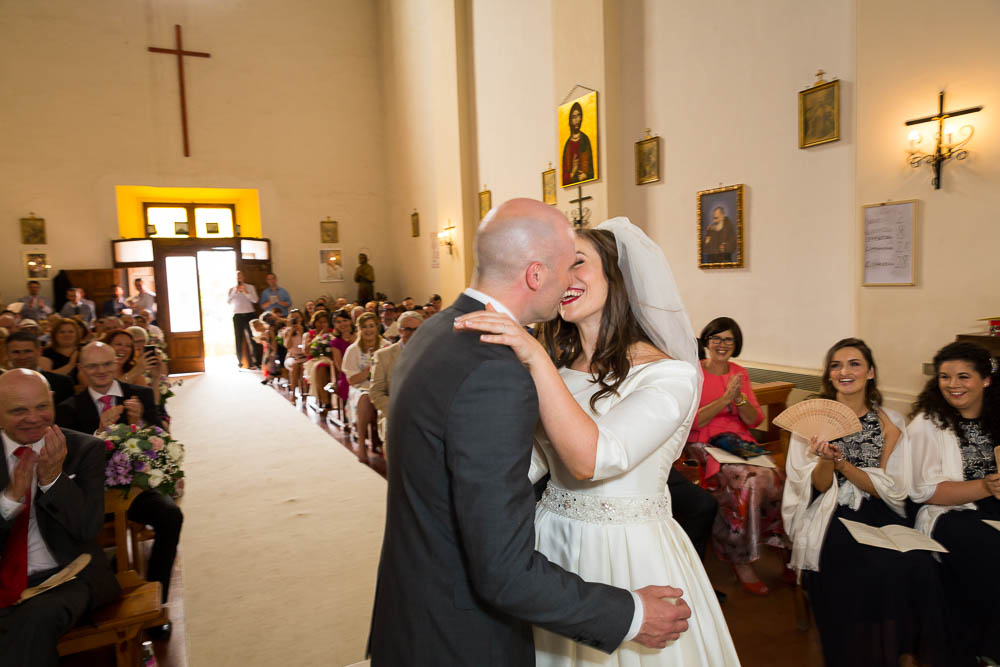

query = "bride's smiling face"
[559, 235, 607, 326]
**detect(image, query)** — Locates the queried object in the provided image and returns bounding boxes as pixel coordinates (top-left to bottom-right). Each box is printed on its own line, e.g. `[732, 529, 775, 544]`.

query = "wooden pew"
[57, 489, 164, 667]
[751, 381, 795, 468]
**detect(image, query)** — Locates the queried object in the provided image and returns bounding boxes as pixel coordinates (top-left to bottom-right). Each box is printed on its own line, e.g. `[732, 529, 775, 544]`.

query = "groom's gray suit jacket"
[368, 294, 633, 666]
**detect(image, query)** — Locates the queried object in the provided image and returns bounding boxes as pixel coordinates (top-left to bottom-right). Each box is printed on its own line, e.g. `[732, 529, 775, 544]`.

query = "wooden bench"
[57, 489, 164, 667]
[751, 381, 795, 468]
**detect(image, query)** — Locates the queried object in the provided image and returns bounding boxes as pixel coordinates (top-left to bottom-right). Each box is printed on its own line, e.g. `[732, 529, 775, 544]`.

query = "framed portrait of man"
[319, 249, 344, 282]
[697, 184, 745, 269]
[558, 90, 599, 188]
[799, 78, 840, 148]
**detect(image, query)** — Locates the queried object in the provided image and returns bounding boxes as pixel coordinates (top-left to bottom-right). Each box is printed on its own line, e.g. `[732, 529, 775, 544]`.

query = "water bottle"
[141, 640, 157, 666]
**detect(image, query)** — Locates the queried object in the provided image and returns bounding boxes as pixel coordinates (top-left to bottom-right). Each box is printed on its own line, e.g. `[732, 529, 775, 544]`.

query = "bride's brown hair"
[537, 228, 654, 410]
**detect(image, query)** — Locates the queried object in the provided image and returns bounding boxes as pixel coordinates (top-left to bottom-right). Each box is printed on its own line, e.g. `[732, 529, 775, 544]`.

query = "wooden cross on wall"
[568, 185, 592, 228]
[148, 25, 211, 157]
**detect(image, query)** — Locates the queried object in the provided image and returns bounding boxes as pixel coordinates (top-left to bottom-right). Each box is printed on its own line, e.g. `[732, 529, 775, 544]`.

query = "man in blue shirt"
[258, 273, 291, 316]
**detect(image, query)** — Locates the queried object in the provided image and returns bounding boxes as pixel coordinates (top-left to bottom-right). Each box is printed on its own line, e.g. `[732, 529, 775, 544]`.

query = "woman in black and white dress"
[782, 338, 951, 666]
[909, 341, 1000, 664]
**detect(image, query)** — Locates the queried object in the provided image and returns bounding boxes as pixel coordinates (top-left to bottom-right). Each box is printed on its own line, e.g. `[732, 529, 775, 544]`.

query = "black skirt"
[805, 497, 955, 667]
[931, 496, 1000, 662]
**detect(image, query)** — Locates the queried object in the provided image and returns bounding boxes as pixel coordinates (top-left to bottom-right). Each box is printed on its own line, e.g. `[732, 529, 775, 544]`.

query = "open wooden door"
[155, 251, 206, 374]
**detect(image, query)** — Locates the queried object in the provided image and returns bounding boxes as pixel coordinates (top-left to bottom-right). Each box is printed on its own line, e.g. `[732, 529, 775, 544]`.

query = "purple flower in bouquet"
[105, 450, 134, 487]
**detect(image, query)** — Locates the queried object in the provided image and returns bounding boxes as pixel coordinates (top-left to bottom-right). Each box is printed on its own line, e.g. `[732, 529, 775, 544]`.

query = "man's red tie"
[0, 446, 34, 607]
[99, 395, 114, 413]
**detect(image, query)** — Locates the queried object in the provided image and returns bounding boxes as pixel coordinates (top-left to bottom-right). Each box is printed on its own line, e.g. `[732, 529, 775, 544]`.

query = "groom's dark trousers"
[368, 294, 634, 665]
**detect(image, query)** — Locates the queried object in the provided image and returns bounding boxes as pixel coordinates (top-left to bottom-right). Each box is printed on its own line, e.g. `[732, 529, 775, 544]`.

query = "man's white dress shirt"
[0, 432, 60, 575]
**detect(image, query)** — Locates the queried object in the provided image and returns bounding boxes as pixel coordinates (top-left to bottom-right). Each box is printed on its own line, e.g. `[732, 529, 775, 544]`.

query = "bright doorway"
[196, 250, 237, 366]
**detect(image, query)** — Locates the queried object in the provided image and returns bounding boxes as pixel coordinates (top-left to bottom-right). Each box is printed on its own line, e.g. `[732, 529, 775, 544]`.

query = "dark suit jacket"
[368, 295, 633, 666]
[55, 382, 163, 435]
[41, 370, 75, 406]
[0, 428, 120, 610]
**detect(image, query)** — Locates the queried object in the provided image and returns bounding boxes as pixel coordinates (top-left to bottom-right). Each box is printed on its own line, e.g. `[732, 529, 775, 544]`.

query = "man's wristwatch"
[733, 393, 747, 407]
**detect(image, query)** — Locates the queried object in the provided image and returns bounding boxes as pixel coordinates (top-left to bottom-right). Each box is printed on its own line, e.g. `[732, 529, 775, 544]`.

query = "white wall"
[618, 0, 857, 371]
[0, 0, 388, 307]
[856, 0, 1000, 404]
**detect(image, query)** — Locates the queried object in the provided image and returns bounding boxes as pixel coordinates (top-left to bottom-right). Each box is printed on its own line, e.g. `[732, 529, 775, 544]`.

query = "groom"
[369, 199, 691, 665]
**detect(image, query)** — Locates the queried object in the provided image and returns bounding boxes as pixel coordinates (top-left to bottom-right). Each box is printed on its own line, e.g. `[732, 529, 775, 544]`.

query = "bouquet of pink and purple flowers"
[101, 423, 185, 497]
[307, 331, 336, 360]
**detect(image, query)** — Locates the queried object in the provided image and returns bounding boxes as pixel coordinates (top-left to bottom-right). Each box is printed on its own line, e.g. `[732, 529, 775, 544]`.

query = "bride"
[457, 218, 740, 666]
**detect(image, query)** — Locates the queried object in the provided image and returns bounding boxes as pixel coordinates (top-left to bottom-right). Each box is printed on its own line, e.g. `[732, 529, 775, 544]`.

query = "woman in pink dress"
[329, 308, 355, 402]
[686, 316, 789, 595]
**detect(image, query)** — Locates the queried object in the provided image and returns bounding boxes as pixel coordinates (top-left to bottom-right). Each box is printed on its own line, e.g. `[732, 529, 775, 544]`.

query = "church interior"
[2, 0, 999, 665]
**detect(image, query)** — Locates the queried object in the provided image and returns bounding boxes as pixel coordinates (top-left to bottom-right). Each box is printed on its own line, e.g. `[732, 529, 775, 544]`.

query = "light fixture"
[904, 90, 983, 189]
[438, 223, 456, 255]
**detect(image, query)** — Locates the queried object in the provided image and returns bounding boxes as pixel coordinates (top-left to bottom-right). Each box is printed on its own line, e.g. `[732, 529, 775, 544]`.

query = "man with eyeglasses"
[369, 311, 424, 453]
[53, 342, 182, 638]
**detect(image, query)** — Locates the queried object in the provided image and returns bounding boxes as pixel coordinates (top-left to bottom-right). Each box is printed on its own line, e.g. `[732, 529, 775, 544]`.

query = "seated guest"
[909, 341, 1000, 663]
[333, 297, 348, 310]
[350, 305, 365, 324]
[365, 301, 378, 314]
[0, 328, 7, 369]
[782, 338, 950, 666]
[342, 312, 388, 460]
[38, 318, 81, 376]
[686, 316, 789, 594]
[302, 311, 337, 410]
[55, 342, 182, 619]
[105, 329, 149, 388]
[17, 319, 41, 336]
[280, 310, 307, 402]
[427, 293, 442, 314]
[379, 302, 399, 341]
[369, 310, 423, 450]
[0, 369, 121, 666]
[101, 284, 127, 317]
[400, 297, 416, 311]
[16, 280, 53, 321]
[93, 316, 119, 338]
[135, 311, 165, 348]
[59, 288, 95, 325]
[0, 312, 17, 331]
[328, 309, 355, 405]
[302, 300, 316, 322]
[4, 332, 75, 404]
[119, 312, 134, 328]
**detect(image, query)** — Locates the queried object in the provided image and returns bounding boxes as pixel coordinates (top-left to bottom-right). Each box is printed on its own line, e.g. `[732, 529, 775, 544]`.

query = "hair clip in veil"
[595, 217, 700, 373]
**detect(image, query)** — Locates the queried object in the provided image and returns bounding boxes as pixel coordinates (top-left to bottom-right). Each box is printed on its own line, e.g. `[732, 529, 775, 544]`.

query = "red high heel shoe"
[730, 564, 769, 595]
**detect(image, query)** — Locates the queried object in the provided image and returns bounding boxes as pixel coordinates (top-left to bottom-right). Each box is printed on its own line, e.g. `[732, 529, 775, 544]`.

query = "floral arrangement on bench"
[101, 424, 185, 497]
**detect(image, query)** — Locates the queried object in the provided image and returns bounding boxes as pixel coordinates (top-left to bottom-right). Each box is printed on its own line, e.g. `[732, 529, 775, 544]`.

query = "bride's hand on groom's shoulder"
[633, 585, 691, 649]
[453, 305, 546, 369]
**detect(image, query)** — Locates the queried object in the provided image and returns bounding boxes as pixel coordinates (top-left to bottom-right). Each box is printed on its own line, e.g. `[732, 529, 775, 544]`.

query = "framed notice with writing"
[862, 200, 917, 286]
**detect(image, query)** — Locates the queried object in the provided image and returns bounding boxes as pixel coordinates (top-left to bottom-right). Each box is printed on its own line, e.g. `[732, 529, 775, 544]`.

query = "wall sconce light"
[438, 223, 456, 255]
[904, 90, 983, 189]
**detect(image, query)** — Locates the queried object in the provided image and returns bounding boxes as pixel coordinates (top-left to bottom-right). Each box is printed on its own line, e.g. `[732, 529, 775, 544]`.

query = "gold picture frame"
[541, 167, 556, 205]
[635, 134, 660, 185]
[479, 187, 492, 220]
[24, 252, 50, 279]
[799, 76, 840, 148]
[411, 210, 420, 238]
[20, 215, 46, 244]
[320, 219, 339, 244]
[697, 184, 745, 269]
[558, 90, 599, 188]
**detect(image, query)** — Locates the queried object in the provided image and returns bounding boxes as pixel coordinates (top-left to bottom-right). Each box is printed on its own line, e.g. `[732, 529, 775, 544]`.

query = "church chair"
[58, 488, 165, 667]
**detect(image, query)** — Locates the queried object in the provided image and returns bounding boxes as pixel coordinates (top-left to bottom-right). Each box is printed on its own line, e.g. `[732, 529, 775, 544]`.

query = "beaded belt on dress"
[540, 485, 671, 524]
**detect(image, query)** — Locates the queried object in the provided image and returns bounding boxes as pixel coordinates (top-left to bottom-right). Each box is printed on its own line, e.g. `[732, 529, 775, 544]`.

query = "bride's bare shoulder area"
[629, 342, 671, 365]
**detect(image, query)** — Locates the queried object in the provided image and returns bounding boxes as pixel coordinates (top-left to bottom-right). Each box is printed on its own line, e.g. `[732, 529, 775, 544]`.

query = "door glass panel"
[165, 256, 201, 332]
[195, 207, 234, 238]
[147, 207, 190, 238]
[113, 239, 154, 263]
[240, 239, 269, 260]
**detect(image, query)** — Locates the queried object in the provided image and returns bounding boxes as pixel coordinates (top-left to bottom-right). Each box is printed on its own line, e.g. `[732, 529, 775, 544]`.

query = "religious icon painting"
[635, 134, 661, 185]
[558, 90, 599, 188]
[320, 219, 339, 244]
[799, 76, 840, 148]
[411, 210, 420, 238]
[24, 252, 50, 280]
[20, 215, 46, 244]
[319, 249, 344, 282]
[479, 188, 492, 220]
[541, 167, 557, 205]
[697, 184, 745, 269]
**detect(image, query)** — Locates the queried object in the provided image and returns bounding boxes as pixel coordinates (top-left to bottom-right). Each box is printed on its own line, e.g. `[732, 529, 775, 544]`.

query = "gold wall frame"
[697, 184, 745, 269]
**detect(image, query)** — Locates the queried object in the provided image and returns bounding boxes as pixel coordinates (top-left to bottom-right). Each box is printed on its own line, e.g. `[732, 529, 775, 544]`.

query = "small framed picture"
[635, 134, 660, 185]
[541, 167, 556, 205]
[697, 184, 745, 269]
[319, 249, 344, 282]
[24, 252, 50, 279]
[799, 77, 840, 148]
[205, 222, 220, 234]
[174, 221, 190, 236]
[479, 188, 492, 220]
[20, 215, 46, 244]
[411, 210, 420, 237]
[320, 219, 339, 244]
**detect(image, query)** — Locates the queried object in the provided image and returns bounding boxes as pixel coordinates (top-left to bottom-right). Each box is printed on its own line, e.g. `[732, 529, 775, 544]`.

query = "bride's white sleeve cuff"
[624, 591, 644, 641]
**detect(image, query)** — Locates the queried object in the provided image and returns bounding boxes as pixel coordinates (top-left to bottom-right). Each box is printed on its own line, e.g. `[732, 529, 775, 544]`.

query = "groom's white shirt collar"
[462, 288, 518, 323]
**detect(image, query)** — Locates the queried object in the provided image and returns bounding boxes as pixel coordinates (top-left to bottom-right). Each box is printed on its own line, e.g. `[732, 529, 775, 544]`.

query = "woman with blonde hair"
[342, 311, 388, 460]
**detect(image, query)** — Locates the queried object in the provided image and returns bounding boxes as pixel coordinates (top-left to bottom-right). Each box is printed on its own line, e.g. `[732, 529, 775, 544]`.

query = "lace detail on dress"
[956, 418, 997, 481]
[832, 409, 883, 486]
[540, 485, 671, 524]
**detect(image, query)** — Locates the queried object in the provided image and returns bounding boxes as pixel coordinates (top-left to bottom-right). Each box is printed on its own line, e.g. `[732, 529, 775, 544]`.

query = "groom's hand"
[633, 585, 690, 648]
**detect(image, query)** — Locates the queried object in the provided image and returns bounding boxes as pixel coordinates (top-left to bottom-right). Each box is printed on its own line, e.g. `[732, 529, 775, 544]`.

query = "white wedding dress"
[531, 360, 741, 666]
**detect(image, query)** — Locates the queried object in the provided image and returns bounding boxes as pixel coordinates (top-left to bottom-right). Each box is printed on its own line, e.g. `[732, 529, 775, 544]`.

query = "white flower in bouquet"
[166, 442, 184, 465]
[148, 469, 165, 488]
[124, 438, 142, 454]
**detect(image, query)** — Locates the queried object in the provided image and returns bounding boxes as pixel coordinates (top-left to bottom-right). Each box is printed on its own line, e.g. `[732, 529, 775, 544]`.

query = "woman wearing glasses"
[686, 317, 789, 594]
